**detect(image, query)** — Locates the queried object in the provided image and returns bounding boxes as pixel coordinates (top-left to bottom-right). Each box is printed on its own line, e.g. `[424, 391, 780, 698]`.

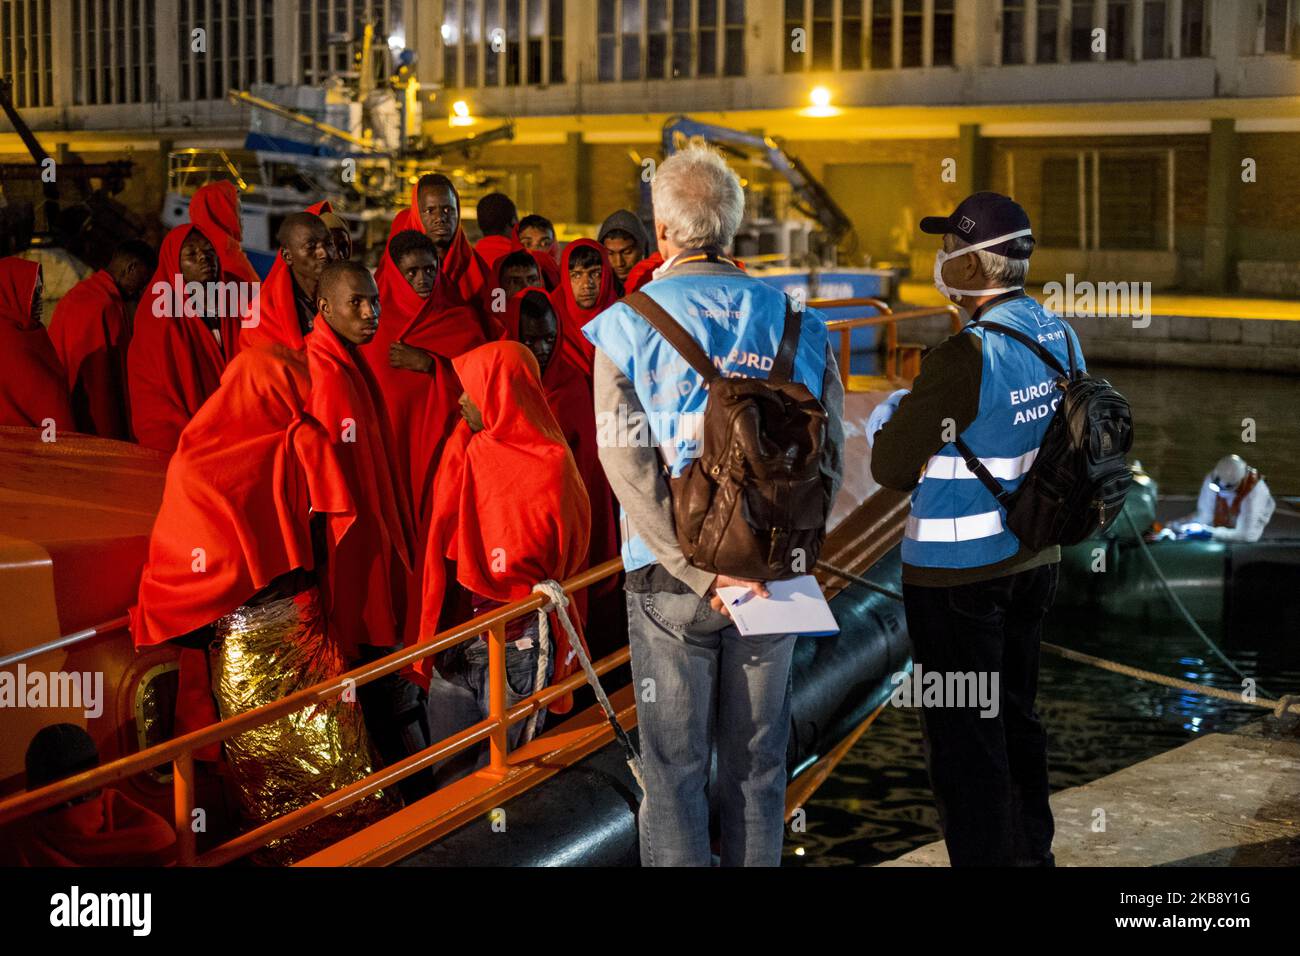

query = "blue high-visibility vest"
[584, 270, 829, 573]
[904, 294, 1086, 569]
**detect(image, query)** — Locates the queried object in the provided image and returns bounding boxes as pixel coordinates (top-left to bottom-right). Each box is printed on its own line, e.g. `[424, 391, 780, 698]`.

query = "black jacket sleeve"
[871, 332, 983, 492]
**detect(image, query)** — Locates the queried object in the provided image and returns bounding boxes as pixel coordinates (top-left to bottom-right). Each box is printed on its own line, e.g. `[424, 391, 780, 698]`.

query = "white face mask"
[933, 228, 1033, 303]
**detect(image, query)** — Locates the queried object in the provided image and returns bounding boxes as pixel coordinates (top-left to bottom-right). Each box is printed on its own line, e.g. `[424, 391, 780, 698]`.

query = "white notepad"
[713, 575, 840, 637]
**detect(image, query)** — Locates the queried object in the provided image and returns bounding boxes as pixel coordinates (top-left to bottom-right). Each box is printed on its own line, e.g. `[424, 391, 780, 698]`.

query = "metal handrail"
[817, 299, 963, 381]
[0, 557, 626, 865]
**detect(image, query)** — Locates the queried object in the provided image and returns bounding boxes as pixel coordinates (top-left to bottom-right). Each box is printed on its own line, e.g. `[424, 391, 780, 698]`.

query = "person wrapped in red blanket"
[548, 238, 618, 380]
[504, 289, 620, 602]
[189, 180, 261, 284]
[130, 341, 389, 859]
[239, 211, 336, 351]
[515, 214, 563, 290]
[378, 175, 491, 314]
[0, 257, 74, 432]
[48, 241, 155, 439]
[416, 341, 591, 787]
[473, 192, 520, 268]
[127, 223, 245, 452]
[11, 724, 176, 867]
[362, 229, 492, 646]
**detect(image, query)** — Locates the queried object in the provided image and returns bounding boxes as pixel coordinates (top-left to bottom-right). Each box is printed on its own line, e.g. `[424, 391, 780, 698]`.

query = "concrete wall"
[884, 309, 1300, 374]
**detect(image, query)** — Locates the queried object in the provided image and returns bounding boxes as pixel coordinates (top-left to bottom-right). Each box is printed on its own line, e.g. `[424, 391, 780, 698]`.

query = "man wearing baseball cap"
[868, 192, 1088, 866]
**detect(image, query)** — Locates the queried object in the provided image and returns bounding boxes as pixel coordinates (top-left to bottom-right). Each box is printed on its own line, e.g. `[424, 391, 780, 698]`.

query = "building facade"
[3, 0, 1300, 292]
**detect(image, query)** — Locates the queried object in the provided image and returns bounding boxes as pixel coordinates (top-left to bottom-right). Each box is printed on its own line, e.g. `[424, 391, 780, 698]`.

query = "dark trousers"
[902, 562, 1058, 866]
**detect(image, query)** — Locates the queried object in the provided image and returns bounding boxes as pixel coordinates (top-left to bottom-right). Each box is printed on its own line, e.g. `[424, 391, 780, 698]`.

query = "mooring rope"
[816, 558, 1298, 719]
[1123, 510, 1271, 697]
[532, 580, 646, 793]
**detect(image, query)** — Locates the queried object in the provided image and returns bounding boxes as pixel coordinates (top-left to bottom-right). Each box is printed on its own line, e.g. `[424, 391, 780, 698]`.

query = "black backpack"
[953, 320, 1134, 551]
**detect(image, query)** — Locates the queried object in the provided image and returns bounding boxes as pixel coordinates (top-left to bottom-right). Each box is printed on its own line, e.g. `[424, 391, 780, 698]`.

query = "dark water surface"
[786, 362, 1300, 866]
[1089, 363, 1300, 497]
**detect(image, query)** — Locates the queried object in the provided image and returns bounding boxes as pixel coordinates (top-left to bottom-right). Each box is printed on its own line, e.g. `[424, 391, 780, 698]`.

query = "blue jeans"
[424, 618, 552, 788]
[626, 586, 797, 867]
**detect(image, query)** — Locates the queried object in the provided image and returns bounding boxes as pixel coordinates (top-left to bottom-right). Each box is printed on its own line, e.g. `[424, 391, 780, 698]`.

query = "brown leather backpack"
[623, 291, 832, 581]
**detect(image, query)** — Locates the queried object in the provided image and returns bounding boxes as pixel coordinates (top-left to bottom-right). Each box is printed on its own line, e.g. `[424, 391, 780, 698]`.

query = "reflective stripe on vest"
[921, 449, 1038, 482]
[906, 510, 1004, 543]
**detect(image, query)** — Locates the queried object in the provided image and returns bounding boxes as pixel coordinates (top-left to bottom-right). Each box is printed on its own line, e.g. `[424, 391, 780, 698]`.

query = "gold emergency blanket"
[211, 587, 392, 864]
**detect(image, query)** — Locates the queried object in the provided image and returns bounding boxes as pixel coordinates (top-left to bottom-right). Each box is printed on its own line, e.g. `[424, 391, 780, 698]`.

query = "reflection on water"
[1068, 363, 1299, 497]
[786, 611, 1300, 867]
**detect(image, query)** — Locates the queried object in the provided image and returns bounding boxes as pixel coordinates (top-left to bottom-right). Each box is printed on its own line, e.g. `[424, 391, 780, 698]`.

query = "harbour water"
[787, 362, 1300, 866]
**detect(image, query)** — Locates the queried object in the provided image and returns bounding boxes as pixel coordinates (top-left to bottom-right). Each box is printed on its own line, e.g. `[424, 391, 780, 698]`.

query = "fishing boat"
[0, 300, 950, 866]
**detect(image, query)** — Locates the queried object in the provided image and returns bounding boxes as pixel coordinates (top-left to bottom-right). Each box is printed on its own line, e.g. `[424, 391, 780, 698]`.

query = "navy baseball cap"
[920, 192, 1033, 258]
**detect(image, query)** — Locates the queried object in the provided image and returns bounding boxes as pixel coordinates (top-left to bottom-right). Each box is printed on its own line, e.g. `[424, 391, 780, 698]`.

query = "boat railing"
[0, 557, 627, 866]
[813, 297, 963, 384]
[166, 147, 249, 195]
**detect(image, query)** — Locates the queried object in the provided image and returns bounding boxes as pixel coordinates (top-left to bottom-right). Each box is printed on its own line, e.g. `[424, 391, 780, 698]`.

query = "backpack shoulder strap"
[624, 291, 718, 383]
[769, 298, 801, 385]
[972, 320, 1070, 379]
[952, 436, 1013, 506]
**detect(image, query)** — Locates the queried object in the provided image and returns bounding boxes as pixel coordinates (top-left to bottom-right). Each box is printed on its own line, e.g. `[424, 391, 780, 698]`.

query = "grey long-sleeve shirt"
[594, 339, 846, 597]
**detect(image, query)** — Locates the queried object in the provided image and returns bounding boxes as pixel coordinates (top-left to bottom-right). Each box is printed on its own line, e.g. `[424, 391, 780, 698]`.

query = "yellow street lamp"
[802, 85, 841, 118]
[450, 99, 476, 127]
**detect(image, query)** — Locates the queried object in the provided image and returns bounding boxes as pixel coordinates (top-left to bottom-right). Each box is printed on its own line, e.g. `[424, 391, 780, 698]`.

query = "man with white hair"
[869, 192, 1086, 867]
[583, 147, 845, 867]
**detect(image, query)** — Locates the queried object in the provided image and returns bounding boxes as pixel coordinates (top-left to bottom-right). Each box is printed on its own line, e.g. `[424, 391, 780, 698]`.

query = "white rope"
[521, 594, 552, 745]
[532, 580, 646, 793]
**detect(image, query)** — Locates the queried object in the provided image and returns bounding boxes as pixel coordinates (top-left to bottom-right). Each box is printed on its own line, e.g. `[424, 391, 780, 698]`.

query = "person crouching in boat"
[413, 341, 592, 788]
[10, 724, 176, 867]
[131, 343, 391, 864]
[1171, 454, 1276, 543]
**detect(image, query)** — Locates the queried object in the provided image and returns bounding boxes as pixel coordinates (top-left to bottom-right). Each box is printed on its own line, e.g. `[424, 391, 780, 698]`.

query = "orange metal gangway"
[810, 297, 963, 384]
[0, 298, 953, 866]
